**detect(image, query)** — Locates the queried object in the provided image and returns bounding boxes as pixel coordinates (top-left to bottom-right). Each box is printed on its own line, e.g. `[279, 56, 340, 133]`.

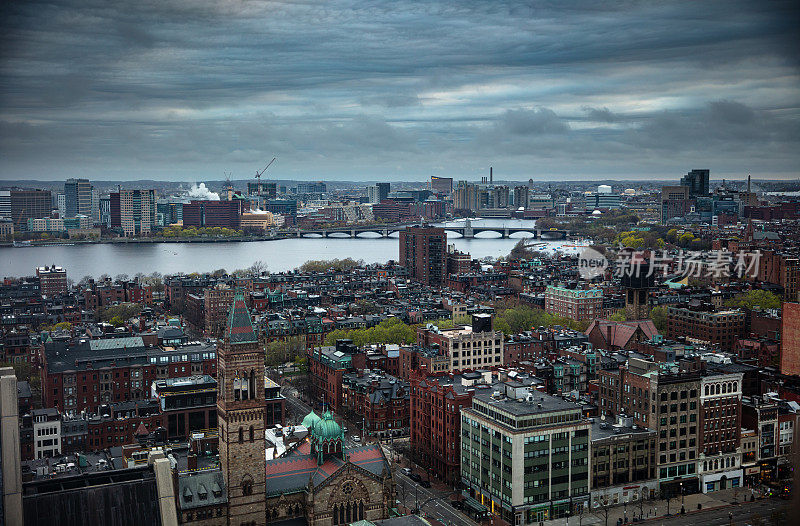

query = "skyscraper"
[680, 169, 710, 197]
[399, 226, 447, 286]
[64, 178, 93, 218]
[217, 289, 267, 524]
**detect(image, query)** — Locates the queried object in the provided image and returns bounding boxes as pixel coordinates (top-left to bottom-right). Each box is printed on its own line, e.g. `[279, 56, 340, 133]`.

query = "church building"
[177, 289, 395, 526]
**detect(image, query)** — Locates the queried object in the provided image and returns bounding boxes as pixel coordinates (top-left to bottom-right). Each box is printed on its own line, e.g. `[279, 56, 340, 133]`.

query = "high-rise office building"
[296, 181, 327, 194]
[399, 226, 447, 286]
[461, 386, 590, 523]
[680, 169, 710, 197]
[10, 189, 52, 230]
[367, 183, 390, 204]
[64, 178, 93, 218]
[0, 190, 11, 218]
[661, 185, 691, 224]
[431, 176, 453, 194]
[247, 181, 277, 199]
[110, 189, 156, 236]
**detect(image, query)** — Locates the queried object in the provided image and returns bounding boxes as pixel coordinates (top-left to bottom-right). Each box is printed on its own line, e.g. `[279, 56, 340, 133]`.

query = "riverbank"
[1, 235, 287, 247]
[0, 219, 566, 277]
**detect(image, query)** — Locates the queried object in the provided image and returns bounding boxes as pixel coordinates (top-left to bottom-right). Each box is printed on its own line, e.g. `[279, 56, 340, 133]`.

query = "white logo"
[578, 248, 608, 279]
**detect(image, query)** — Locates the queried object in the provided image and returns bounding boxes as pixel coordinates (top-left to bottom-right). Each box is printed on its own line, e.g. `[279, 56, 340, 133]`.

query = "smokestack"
[747, 174, 751, 193]
[490, 167, 493, 184]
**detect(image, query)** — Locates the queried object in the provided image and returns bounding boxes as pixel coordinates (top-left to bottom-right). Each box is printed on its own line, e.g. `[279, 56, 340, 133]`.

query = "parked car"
[401, 468, 412, 476]
[343, 427, 348, 434]
[352, 435, 361, 442]
[451, 500, 464, 510]
[410, 473, 422, 482]
[421, 480, 431, 488]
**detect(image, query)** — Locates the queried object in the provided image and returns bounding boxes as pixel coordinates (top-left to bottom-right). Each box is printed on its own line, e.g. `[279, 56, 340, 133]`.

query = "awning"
[464, 496, 488, 513]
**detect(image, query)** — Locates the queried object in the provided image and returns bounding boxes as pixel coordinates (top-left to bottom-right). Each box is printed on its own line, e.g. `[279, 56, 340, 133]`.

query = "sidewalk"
[539, 488, 757, 526]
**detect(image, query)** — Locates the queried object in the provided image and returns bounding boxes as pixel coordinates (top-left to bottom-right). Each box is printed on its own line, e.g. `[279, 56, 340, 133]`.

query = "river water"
[1, 219, 585, 279]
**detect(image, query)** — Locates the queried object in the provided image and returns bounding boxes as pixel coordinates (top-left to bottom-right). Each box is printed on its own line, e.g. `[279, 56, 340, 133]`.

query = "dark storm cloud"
[0, 0, 798, 180]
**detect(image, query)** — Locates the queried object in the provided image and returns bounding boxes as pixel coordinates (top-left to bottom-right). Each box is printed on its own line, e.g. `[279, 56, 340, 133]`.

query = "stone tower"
[218, 289, 267, 525]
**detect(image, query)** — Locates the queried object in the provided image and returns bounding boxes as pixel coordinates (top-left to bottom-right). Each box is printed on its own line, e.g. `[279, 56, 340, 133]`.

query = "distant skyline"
[1, 1, 799, 182]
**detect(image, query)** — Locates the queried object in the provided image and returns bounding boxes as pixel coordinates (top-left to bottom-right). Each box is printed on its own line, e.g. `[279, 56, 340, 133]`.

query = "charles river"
[1, 219, 584, 279]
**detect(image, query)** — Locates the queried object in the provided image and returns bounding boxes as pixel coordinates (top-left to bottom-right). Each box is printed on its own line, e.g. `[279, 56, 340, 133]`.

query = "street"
[546, 498, 791, 526]
[391, 464, 480, 526]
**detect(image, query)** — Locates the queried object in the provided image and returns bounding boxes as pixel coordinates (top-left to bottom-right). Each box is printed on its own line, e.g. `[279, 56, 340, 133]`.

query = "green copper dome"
[301, 410, 322, 431]
[312, 410, 343, 442]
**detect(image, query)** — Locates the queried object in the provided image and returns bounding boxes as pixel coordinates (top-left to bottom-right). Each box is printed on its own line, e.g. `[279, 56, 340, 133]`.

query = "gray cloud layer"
[1, 0, 798, 181]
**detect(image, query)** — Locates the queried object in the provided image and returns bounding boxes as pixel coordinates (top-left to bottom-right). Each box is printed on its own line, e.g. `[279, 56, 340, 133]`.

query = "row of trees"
[323, 317, 417, 347]
[493, 304, 590, 334]
[161, 226, 244, 238]
[298, 258, 364, 273]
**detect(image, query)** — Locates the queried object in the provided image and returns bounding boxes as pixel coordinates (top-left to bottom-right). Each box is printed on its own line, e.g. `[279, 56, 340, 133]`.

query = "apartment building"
[598, 359, 701, 497]
[698, 372, 744, 492]
[544, 285, 602, 321]
[417, 314, 504, 372]
[409, 369, 479, 485]
[589, 417, 657, 507]
[32, 408, 61, 459]
[665, 304, 746, 351]
[36, 265, 68, 297]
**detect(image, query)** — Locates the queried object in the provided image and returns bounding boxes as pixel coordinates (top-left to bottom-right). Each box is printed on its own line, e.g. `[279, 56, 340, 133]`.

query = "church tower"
[621, 252, 654, 320]
[218, 289, 267, 525]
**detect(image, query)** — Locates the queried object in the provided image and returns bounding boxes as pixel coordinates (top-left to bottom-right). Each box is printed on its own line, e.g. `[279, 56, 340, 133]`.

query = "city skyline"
[1, 1, 799, 182]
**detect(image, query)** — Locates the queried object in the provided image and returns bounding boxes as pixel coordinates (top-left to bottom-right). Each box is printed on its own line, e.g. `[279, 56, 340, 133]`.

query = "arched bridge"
[288, 223, 569, 240]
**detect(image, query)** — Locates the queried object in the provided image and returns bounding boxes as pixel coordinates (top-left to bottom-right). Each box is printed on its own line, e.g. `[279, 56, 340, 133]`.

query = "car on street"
[410, 473, 422, 482]
[343, 427, 348, 433]
[352, 435, 361, 442]
[401, 468, 412, 476]
[451, 500, 464, 510]
[420, 480, 431, 488]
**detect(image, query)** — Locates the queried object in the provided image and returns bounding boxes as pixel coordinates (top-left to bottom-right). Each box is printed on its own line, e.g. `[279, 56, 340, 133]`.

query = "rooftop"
[472, 386, 582, 417]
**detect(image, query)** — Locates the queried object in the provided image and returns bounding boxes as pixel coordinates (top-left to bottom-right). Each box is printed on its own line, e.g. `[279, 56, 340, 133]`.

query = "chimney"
[606, 325, 612, 347]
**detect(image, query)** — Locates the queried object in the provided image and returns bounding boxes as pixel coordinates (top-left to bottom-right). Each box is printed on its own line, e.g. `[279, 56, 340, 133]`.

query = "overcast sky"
[1, 0, 799, 182]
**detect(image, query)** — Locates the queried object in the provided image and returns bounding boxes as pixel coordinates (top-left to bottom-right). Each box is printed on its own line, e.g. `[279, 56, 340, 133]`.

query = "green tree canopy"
[323, 317, 416, 346]
[724, 290, 782, 311]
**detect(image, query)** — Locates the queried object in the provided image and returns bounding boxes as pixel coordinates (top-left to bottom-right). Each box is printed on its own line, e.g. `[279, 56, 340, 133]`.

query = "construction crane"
[255, 158, 276, 181]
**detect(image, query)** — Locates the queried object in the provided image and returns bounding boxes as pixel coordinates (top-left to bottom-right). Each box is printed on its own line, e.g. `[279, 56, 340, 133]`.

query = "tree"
[299, 258, 364, 273]
[725, 290, 782, 311]
[247, 260, 268, 277]
[649, 306, 667, 333]
[323, 317, 416, 346]
[679, 232, 695, 246]
[55, 322, 72, 331]
[99, 302, 142, 323]
[608, 310, 627, 322]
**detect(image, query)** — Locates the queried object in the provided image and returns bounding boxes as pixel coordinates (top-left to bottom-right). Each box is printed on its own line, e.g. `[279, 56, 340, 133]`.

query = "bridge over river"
[290, 220, 570, 240]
